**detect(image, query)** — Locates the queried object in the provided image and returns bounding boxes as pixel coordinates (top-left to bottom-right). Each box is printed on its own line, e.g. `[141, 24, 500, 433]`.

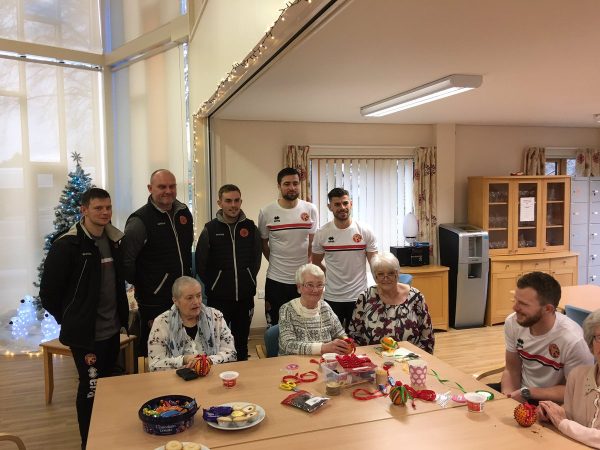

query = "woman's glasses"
[302, 283, 325, 290]
[375, 271, 398, 280]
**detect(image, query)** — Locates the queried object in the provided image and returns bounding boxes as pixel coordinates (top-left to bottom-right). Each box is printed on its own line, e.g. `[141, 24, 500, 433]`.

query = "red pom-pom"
[514, 403, 537, 427]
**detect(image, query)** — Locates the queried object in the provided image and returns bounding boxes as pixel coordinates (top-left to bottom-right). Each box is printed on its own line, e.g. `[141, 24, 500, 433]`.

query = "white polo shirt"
[258, 200, 318, 284]
[504, 312, 594, 389]
[312, 220, 377, 303]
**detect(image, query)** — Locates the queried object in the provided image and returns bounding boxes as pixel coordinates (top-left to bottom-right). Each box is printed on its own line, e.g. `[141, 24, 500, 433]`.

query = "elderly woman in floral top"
[537, 309, 600, 448]
[348, 252, 435, 353]
[148, 276, 236, 371]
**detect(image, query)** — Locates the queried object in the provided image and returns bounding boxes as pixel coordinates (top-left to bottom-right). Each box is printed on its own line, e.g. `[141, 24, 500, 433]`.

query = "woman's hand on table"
[321, 339, 350, 354]
[183, 355, 198, 368]
[538, 401, 566, 427]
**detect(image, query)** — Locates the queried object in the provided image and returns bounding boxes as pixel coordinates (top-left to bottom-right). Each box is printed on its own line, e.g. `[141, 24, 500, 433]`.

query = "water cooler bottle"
[439, 224, 489, 329]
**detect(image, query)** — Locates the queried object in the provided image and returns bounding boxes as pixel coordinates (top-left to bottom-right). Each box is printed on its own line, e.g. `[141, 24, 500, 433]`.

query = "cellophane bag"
[281, 390, 329, 413]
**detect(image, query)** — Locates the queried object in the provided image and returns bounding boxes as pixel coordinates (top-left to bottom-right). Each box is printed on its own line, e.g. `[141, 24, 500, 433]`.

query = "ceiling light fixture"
[360, 74, 483, 117]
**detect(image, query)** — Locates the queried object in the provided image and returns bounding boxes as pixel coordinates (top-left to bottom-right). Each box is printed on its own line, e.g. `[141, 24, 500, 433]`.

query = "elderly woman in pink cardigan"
[538, 308, 600, 448]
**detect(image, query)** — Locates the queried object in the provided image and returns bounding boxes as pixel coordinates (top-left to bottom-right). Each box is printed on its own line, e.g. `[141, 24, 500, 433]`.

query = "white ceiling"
[214, 0, 600, 127]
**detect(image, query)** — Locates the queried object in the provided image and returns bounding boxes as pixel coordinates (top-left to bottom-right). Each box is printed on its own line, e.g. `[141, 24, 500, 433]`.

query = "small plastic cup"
[464, 392, 487, 413]
[321, 352, 338, 370]
[219, 371, 239, 388]
[408, 359, 427, 386]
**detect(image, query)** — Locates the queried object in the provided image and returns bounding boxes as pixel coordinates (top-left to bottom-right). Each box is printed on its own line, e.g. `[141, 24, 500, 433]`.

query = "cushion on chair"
[264, 325, 280, 358]
[565, 304, 590, 328]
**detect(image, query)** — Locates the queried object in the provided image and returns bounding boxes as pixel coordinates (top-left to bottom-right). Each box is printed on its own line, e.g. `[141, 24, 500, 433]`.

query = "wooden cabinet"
[401, 265, 449, 330]
[468, 176, 571, 256]
[486, 252, 578, 325]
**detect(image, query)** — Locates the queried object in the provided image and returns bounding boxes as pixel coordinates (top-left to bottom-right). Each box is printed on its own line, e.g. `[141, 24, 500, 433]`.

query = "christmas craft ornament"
[343, 337, 356, 354]
[192, 354, 212, 376]
[389, 385, 409, 406]
[514, 402, 537, 427]
[381, 336, 398, 352]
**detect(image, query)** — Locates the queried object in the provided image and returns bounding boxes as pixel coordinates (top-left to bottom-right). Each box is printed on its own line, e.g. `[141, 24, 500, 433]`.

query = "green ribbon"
[431, 369, 466, 393]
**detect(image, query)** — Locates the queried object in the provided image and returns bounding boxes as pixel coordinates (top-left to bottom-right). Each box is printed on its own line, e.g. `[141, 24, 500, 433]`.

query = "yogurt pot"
[464, 392, 487, 413]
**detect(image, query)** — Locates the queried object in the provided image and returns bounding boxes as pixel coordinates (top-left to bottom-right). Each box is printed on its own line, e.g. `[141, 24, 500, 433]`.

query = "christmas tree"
[32, 152, 94, 312]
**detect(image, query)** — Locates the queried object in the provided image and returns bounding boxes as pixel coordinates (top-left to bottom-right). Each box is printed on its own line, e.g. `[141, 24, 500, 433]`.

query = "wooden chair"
[0, 433, 26, 450]
[256, 325, 280, 359]
[473, 365, 504, 382]
[137, 356, 149, 373]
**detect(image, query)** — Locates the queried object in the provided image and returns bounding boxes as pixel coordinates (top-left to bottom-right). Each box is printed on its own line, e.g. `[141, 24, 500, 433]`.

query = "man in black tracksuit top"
[123, 169, 193, 356]
[195, 184, 262, 360]
[40, 188, 129, 449]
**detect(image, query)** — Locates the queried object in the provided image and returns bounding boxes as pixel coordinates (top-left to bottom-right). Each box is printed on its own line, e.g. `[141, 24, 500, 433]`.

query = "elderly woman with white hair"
[348, 252, 435, 353]
[148, 276, 237, 371]
[278, 263, 350, 355]
[537, 309, 600, 447]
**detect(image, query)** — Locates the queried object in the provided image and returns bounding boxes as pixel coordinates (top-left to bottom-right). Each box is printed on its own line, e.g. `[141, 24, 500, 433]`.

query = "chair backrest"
[565, 305, 590, 328]
[398, 273, 413, 285]
[264, 325, 280, 357]
[0, 433, 26, 450]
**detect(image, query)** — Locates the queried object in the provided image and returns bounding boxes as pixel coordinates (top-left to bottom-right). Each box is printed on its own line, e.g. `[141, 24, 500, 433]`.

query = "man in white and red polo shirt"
[312, 188, 378, 330]
[258, 167, 318, 326]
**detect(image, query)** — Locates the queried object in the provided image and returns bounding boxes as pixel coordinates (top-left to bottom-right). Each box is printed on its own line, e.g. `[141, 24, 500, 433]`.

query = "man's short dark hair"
[277, 167, 300, 184]
[81, 188, 109, 207]
[328, 187, 349, 202]
[516, 271, 561, 307]
[218, 184, 241, 199]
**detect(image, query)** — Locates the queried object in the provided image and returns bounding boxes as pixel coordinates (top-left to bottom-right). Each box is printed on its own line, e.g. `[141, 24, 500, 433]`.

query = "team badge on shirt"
[239, 228, 249, 238]
[352, 233, 363, 243]
[179, 216, 188, 225]
[85, 353, 97, 366]
[328, 236, 335, 243]
[301, 212, 310, 222]
[548, 343, 560, 358]
[274, 216, 281, 223]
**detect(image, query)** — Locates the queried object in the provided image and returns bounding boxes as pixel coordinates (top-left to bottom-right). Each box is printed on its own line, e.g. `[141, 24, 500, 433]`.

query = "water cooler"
[439, 224, 489, 329]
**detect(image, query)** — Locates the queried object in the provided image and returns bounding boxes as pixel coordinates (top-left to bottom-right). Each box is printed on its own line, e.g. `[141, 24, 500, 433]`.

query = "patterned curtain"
[575, 148, 600, 176]
[413, 147, 438, 264]
[284, 145, 311, 201]
[523, 147, 546, 175]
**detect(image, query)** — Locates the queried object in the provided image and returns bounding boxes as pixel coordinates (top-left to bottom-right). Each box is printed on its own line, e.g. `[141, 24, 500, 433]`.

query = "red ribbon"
[281, 371, 318, 384]
[352, 388, 386, 400]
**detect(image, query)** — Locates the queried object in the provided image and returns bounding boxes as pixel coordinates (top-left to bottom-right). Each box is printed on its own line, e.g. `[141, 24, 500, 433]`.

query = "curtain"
[575, 148, 600, 176]
[310, 157, 413, 254]
[523, 147, 546, 175]
[414, 147, 438, 264]
[284, 145, 311, 201]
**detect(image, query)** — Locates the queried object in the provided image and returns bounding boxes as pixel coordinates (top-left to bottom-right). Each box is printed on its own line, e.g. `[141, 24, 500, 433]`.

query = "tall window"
[0, 1, 103, 318]
[310, 157, 414, 254]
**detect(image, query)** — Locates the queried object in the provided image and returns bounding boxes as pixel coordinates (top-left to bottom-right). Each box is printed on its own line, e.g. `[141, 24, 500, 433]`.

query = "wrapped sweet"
[193, 354, 212, 376]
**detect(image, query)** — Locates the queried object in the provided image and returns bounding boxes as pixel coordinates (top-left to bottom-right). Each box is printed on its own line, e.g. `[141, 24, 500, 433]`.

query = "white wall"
[188, 0, 287, 113]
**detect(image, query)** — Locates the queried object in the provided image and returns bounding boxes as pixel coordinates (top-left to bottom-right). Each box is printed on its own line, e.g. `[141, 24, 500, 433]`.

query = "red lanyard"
[282, 371, 318, 384]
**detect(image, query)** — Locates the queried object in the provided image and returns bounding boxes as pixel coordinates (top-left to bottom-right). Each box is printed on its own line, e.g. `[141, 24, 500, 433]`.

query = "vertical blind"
[310, 157, 414, 254]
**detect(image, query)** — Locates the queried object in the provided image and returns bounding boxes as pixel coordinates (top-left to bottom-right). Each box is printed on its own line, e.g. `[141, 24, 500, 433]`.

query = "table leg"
[43, 349, 54, 404]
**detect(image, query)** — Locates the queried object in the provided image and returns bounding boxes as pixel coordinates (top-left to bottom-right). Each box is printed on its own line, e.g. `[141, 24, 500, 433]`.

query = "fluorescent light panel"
[361, 74, 482, 117]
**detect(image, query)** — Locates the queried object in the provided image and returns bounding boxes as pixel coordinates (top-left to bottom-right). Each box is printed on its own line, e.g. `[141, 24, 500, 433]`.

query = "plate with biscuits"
[204, 402, 265, 430]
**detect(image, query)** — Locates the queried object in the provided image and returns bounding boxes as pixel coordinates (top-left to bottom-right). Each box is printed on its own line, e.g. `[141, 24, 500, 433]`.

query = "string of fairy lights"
[198, 0, 315, 116]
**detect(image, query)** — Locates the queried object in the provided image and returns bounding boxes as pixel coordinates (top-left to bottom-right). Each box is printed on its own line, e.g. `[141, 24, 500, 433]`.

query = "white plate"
[154, 443, 210, 450]
[205, 402, 266, 431]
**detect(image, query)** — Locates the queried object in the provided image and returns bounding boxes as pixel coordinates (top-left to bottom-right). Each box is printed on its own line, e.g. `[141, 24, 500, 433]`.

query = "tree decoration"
[192, 354, 212, 376]
[41, 313, 60, 342]
[9, 296, 37, 340]
[32, 152, 94, 312]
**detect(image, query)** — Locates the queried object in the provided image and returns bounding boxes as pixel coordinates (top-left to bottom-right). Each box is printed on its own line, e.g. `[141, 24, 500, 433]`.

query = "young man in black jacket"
[40, 188, 128, 449]
[195, 184, 262, 360]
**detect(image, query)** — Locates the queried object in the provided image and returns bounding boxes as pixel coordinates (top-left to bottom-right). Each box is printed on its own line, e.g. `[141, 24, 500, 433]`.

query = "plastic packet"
[281, 390, 329, 413]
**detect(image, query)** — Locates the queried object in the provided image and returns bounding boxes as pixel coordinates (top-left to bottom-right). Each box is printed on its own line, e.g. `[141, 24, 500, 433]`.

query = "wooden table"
[222, 399, 586, 449]
[39, 334, 136, 404]
[86, 343, 580, 449]
[559, 284, 600, 312]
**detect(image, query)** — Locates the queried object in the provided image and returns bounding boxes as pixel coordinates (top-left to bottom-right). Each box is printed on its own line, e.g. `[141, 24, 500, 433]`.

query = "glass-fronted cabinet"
[468, 176, 570, 256]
